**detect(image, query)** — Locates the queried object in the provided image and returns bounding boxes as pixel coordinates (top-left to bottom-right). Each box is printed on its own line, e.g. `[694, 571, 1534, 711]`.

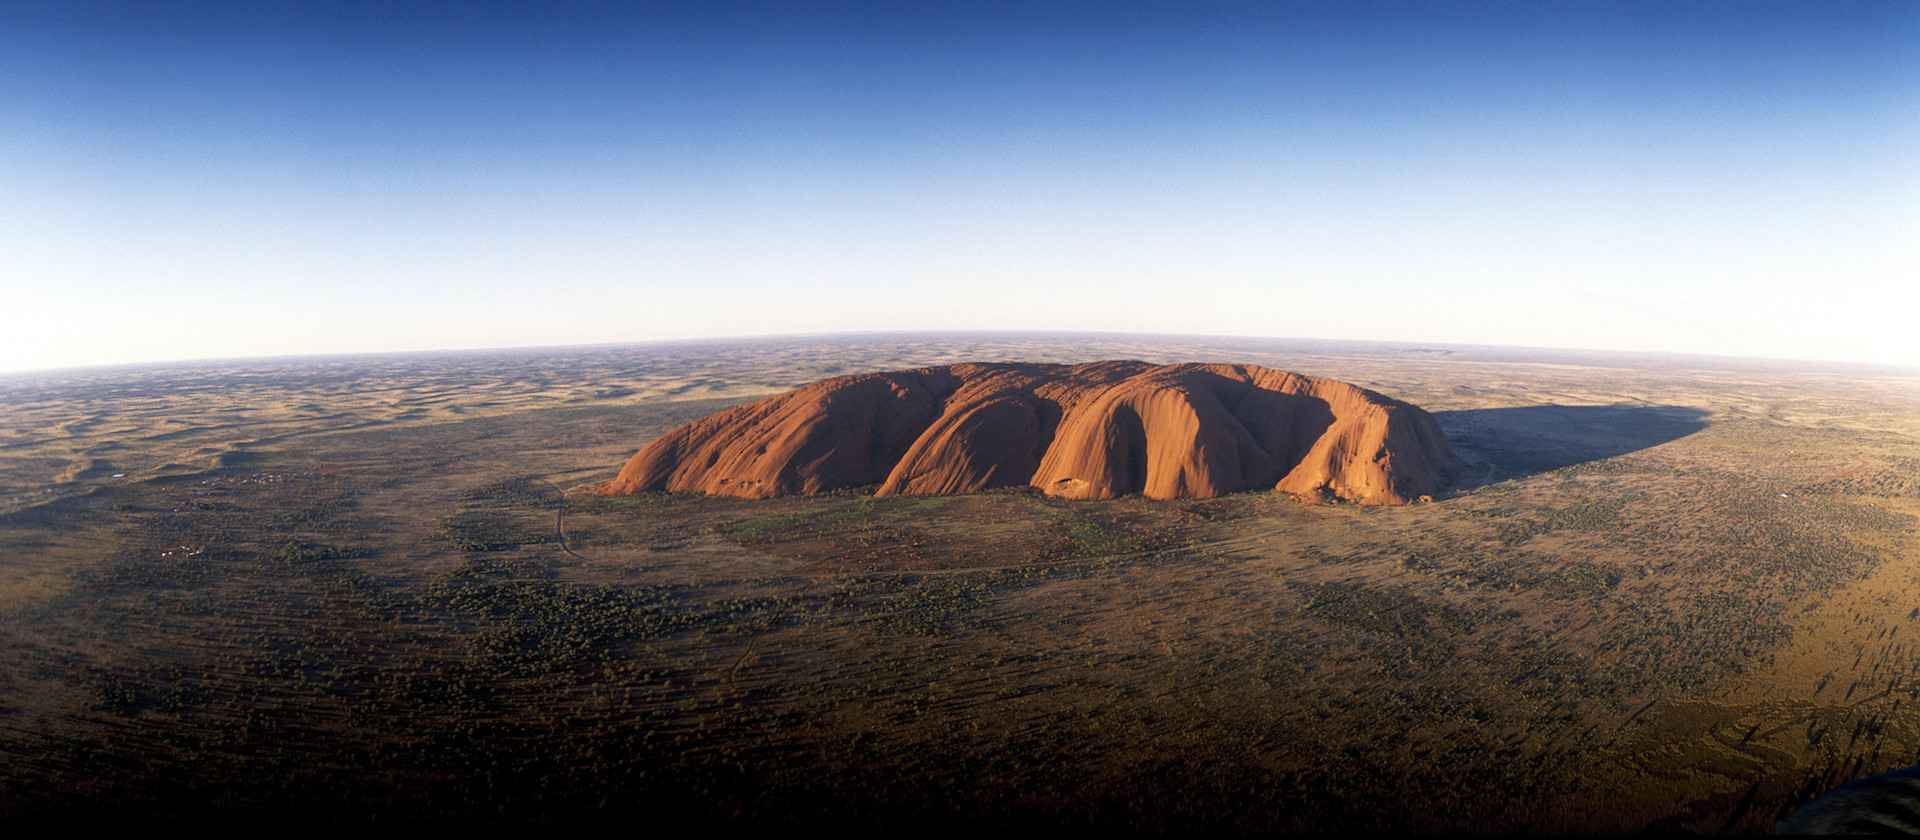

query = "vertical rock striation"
[604, 361, 1461, 505]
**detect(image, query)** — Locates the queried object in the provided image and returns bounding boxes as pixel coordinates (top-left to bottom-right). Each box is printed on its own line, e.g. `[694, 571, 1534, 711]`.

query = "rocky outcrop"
[604, 361, 1460, 505]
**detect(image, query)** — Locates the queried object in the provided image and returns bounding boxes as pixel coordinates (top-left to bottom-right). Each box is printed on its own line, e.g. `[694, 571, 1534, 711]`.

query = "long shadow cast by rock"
[1435, 404, 1710, 491]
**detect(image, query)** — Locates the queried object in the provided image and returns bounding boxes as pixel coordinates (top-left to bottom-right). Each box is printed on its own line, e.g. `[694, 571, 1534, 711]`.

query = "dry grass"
[2, 334, 1918, 829]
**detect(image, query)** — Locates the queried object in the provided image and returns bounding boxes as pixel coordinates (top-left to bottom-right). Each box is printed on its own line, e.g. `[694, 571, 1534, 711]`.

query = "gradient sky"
[4, 1, 1917, 373]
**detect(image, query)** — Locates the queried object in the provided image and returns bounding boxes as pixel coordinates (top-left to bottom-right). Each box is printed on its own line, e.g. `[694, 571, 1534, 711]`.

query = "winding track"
[538, 478, 589, 562]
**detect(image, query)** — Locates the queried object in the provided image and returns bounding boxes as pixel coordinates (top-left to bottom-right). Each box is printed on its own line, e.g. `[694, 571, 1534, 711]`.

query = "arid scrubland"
[3, 334, 1918, 830]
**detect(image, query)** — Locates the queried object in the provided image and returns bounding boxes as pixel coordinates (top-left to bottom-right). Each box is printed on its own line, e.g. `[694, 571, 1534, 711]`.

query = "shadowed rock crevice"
[1233, 388, 1338, 482]
[605, 361, 1463, 505]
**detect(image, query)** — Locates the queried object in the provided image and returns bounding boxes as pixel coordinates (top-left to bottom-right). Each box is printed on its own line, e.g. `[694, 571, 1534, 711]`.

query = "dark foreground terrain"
[4, 334, 1919, 830]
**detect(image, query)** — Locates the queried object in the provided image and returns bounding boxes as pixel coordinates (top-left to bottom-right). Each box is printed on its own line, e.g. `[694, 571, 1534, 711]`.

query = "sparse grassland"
[2, 336, 1919, 830]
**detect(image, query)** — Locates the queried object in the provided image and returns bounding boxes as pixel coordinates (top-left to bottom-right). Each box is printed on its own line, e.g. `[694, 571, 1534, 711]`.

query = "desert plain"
[4, 332, 1920, 830]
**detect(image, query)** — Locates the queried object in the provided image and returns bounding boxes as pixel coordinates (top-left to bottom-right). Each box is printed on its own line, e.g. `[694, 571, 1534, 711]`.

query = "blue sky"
[3, 1, 1916, 373]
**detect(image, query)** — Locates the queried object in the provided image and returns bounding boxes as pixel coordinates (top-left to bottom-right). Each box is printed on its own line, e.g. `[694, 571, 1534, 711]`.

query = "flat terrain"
[4, 333, 1919, 830]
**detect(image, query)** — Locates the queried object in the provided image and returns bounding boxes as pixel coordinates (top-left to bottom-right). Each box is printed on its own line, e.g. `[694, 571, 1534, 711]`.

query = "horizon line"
[5, 328, 1916, 382]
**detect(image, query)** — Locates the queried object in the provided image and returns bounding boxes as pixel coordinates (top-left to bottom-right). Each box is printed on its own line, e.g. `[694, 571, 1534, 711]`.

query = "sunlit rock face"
[604, 361, 1461, 506]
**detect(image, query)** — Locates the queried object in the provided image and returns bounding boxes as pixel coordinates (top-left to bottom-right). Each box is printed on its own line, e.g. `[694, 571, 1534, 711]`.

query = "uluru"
[604, 361, 1461, 505]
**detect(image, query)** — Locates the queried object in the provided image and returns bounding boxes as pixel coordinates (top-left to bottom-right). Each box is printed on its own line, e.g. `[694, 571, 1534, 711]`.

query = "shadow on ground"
[1435, 404, 1710, 490]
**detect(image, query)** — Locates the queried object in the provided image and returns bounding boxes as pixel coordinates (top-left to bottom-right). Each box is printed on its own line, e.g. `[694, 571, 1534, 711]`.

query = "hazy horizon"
[7, 327, 1918, 381]
[6, 1, 1917, 374]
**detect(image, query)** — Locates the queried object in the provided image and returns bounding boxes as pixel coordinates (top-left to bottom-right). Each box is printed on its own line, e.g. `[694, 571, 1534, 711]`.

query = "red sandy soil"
[604, 361, 1460, 505]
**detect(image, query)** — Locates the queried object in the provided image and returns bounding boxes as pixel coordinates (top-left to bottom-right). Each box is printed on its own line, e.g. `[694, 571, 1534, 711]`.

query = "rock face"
[604, 361, 1461, 505]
